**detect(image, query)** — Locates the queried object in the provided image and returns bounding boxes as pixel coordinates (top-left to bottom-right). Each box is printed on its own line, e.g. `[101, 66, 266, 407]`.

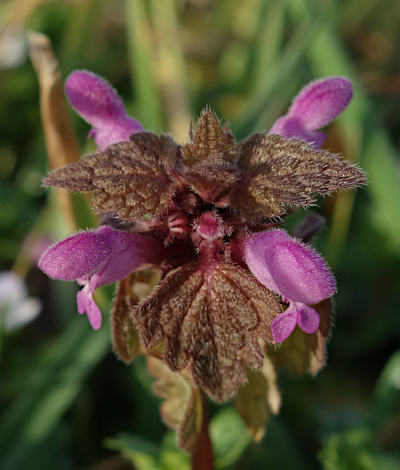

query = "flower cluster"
[39, 71, 365, 402]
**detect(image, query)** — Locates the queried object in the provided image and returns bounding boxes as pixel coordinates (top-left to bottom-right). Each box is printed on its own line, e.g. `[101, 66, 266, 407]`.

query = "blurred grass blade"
[28, 31, 79, 168]
[373, 350, 400, 428]
[250, 1, 286, 100]
[0, 0, 47, 28]
[319, 427, 400, 470]
[290, 0, 400, 259]
[60, 0, 98, 71]
[150, 0, 191, 141]
[238, 2, 328, 135]
[29, 31, 80, 232]
[0, 319, 109, 470]
[125, 0, 164, 132]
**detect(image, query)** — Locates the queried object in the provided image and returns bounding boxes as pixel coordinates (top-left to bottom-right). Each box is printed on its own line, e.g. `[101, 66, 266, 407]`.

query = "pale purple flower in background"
[65, 70, 143, 151]
[0, 26, 27, 70]
[244, 229, 336, 343]
[0, 271, 41, 331]
[39, 226, 164, 330]
[268, 77, 353, 148]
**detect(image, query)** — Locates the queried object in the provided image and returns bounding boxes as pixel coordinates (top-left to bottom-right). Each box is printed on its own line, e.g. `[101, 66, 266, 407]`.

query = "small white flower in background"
[0, 271, 41, 332]
[0, 26, 27, 70]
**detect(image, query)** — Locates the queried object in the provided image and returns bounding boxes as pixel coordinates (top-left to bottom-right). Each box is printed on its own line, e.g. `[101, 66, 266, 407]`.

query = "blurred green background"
[1, 0, 400, 469]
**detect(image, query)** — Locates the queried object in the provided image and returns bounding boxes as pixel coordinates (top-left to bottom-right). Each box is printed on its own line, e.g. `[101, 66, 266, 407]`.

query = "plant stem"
[192, 392, 214, 470]
[28, 31, 79, 233]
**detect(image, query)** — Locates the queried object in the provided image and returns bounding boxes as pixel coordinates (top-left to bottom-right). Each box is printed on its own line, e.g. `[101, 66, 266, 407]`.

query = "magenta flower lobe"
[268, 77, 353, 147]
[65, 70, 143, 150]
[39, 226, 164, 329]
[244, 229, 336, 342]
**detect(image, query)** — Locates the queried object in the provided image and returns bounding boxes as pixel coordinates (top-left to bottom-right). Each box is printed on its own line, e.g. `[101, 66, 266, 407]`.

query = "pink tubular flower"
[65, 70, 143, 151]
[268, 77, 353, 148]
[244, 229, 336, 343]
[39, 226, 164, 330]
[42, 70, 366, 403]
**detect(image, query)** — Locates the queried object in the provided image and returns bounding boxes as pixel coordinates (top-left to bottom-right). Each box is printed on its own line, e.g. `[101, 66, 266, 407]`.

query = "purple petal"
[244, 229, 336, 305]
[287, 77, 353, 130]
[268, 115, 326, 148]
[89, 116, 143, 151]
[271, 308, 297, 343]
[39, 230, 112, 281]
[65, 70, 127, 128]
[89, 226, 164, 290]
[295, 302, 320, 334]
[65, 70, 143, 150]
[77, 285, 102, 330]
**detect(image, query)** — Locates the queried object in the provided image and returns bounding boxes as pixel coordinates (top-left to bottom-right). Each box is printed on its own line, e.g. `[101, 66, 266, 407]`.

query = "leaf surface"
[135, 262, 282, 402]
[44, 132, 178, 220]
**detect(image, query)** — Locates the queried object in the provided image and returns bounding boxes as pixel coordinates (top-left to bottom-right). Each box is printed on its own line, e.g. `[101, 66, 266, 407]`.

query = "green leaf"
[234, 357, 281, 442]
[0, 318, 109, 470]
[160, 432, 190, 470]
[373, 350, 400, 427]
[210, 408, 252, 469]
[105, 433, 161, 470]
[104, 432, 190, 470]
[147, 357, 203, 452]
[319, 428, 400, 470]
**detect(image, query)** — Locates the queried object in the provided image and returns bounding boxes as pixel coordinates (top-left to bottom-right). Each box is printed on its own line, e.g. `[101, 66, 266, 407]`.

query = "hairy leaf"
[231, 134, 366, 219]
[183, 110, 236, 165]
[134, 263, 282, 402]
[112, 270, 161, 363]
[268, 299, 331, 375]
[235, 356, 281, 443]
[112, 275, 141, 363]
[147, 357, 203, 453]
[181, 163, 239, 203]
[44, 132, 178, 220]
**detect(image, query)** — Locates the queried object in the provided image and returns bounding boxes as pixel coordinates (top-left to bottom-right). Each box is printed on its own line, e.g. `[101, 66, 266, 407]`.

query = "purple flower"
[39, 226, 164, 330]
[268, 77, 353, 148]
[244, 229, 336, 343]
[42, 71, 366, 402]
[65, 70, 143, 151]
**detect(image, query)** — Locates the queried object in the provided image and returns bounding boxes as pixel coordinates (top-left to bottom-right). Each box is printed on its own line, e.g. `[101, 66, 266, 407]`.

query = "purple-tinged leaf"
[231, 134, 366, 219]
[43, 132, 178, 220]
[183, 110, 236, 165]
[112, 274, 141, 363]
[134, 262, 282, 402]
[181, 163, 239, 203]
